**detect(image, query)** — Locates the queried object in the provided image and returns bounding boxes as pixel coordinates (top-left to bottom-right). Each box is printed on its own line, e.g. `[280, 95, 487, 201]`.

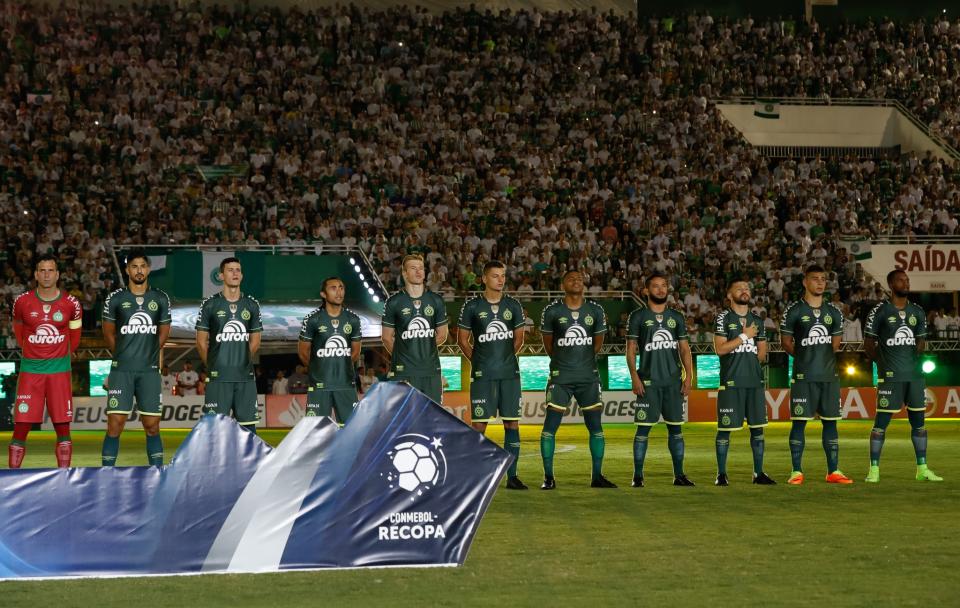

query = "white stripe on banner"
[203, 417, 338, 573]
[202, 251, 235, 297]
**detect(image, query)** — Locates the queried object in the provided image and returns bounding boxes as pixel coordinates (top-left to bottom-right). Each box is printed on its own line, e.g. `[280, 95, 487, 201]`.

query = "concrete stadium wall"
[717, 103, 954, 160]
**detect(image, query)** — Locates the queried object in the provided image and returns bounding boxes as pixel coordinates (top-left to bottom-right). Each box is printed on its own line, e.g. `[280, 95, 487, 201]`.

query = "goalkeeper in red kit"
[8, 254, 82, 468]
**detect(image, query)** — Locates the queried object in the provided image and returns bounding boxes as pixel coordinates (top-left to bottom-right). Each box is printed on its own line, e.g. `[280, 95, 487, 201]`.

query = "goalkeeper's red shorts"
[14, 371, 73, 424]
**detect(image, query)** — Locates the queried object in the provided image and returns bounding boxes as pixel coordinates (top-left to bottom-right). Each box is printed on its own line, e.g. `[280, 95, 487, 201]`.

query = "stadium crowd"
[2, 2, 960, 348]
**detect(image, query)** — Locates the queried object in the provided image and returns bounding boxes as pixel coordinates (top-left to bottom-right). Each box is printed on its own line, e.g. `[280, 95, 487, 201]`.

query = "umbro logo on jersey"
[886, 326, 916, 346]
[644, 328, 677, 352]
[316, 334, 351, 357]
[477, 320, 513, 343]
[216, 320, 250, 342]
[800, 324, 832, 346]
[401, 316, 435, 340]
[28, 324, 65, 344]
[120, 311, 157, 335]
[557, 325, 591, 347]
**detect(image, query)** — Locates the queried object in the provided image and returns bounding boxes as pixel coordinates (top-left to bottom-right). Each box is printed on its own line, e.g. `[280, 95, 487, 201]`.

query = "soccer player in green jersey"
[780, 265, 852, 484]
[539, 270, 616, 489]
[298, 277, 362, 424]
[626, 272, 695, 487]
[381, 254, 448, 403]
[863, 270, 942, 483]
[712, 278, 776, 486]
[101, 249, 171, 466]
[195, 257, 263, 433]
[457, 261, 527, 490]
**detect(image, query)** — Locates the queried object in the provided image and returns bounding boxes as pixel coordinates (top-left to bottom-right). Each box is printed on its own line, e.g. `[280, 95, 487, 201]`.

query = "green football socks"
[504, 427, 521, 478]
[146, 434, 164, 467]
[102, 434, 120, 466]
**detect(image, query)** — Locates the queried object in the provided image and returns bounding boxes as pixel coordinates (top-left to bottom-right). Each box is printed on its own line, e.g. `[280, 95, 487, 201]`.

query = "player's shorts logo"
[385, 434, 447, 496]
[28, 323, 66, 344]
[120, 311, 158, 335]
[17, 402, 29, 413]
[636, 409, 647, 421]
[316, 334, 350, 357]
[474, 406, 484, 416]
[644, 329, 677, 352]
[216, 320, 250, 342]
[557, 324, 591, 347]
[800, 323, 832, 346]
[109, 397, 119, 407]
[478, 320, 513, 343]
[885, 326, 916, 347]
[721, 415, 731, 426]
[794, 405, 804, 415]
[401, 316, 435, 340]
[879, 396, 890, 407]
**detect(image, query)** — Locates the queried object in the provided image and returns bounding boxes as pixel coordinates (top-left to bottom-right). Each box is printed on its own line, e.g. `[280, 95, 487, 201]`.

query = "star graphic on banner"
[431, 437, 443, 450]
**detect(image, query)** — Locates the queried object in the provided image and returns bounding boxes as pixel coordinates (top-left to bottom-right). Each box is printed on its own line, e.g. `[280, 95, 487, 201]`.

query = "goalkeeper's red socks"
[54, 422, 72, 468]
[8, 444, 25, 468]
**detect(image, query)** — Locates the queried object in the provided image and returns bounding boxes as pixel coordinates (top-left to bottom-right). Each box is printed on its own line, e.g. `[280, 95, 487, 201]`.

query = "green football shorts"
[204, 380, 259, 426]
[717, 385, 767, 430]
[470, 377, 522, 422]
[876, 380, 926, 413]
[307, 386, 358, 423]
[545, 380, 603, 413]
[634, 383, 684, 426]
[105, 370, 162, 416]
[790, 381, 841, 421]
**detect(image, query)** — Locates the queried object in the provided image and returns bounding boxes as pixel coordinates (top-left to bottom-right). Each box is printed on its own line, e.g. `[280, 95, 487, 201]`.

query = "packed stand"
[2, 3, 960, 346]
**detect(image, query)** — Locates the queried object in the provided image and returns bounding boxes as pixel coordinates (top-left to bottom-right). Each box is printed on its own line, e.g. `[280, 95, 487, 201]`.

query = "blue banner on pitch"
[0, 382, 511, 579]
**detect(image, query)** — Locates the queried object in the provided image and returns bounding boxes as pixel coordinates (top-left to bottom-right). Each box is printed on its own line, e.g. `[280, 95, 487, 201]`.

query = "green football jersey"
[102, 287, 171, 371]
[626, 306, 687, 387]
[714, 308, 766, 388]
[864, 300, 927, 382]
[299, 306, 362, 389]
[779, 300, 843, 382]
[540, 299, 607, 383]
[196, 292, 263, 382]
[382, 289, 448, 376]
[458, 295, 524, 380]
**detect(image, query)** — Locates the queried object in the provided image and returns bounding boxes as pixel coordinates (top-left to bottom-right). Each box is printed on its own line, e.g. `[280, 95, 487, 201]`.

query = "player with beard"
[863, 270, 942, 483]
[712, 278, 776, 485]
[626, 272, 694, 487]
[101, 249, 172, 466]
[539, 270, 615, 489]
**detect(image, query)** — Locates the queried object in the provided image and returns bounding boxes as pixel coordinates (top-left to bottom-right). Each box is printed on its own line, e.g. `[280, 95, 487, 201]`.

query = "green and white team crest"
[794, 404, 804, 415]
[879, 396, 889, 407]
[210, 268, 224, 286]
[344, 323, 352, 334]
[721, 415, 731, 426]
[241, 309, 251, 320]
[109, 397, 119, 407]
[18, 402, 28, 413]
[503, 310, 512, 321]
[667, 317, 677, 328]
[148, 300, 158, 311]
[53, 311, 63, 322]
[474, 405, 484, 417]
[637, 409, 647, 421]
[424, 305, 435, 316]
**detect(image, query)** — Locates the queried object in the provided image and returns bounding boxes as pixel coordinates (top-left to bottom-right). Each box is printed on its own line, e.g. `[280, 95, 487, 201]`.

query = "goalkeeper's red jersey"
[12, 290, 82, 373]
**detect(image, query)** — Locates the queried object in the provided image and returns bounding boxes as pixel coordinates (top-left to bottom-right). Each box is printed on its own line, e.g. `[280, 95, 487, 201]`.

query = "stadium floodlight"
[349, 257, 356, 265]
[363, 282, 369, 288]
[358, 273, 365, 280]
[373, 295, 380, 303]
[845, 365, 857, 376]
[354, 265, 361, 272]
[922, 359, 936, 374]
[367, 288, 375, 295]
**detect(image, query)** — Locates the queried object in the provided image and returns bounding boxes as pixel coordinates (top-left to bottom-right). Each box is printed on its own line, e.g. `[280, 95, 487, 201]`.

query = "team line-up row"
[6, 252, 943, 488]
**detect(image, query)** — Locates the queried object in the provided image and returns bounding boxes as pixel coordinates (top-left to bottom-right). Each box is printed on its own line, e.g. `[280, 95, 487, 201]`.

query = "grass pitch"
[2, 420, 958, 607]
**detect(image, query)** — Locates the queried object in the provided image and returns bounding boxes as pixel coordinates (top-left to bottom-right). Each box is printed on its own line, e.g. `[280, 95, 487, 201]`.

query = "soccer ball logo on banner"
[384, 434, 448, 497]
